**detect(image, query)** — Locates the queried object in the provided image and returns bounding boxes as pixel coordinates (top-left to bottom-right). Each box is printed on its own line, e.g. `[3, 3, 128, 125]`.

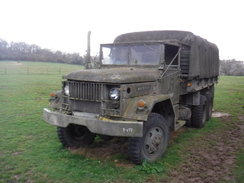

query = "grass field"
[0, 61, 243, 182]
[0, 61, 83, 75]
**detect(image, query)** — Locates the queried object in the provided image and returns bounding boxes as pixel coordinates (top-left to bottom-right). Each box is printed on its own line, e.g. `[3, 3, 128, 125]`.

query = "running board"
[175, 120, 186, 131]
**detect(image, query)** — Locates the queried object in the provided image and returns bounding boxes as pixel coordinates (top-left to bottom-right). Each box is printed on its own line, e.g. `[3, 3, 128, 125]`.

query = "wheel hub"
[145, 128, 163, 154]
[71, 125, 87, 140]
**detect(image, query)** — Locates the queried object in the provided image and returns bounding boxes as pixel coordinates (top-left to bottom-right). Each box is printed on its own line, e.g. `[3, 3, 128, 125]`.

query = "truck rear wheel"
[128, 113, 169, 165]
[191, 95, 207, 128]
[57, 124, 96, 148]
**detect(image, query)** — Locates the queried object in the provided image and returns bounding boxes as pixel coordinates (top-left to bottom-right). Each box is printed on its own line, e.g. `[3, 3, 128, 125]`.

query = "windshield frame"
[99, 42, 164, 67]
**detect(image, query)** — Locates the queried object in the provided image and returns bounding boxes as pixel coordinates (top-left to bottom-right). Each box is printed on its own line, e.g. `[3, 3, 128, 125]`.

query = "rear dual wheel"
[191, 86, 214, 128]
[191, 95, 208, 128]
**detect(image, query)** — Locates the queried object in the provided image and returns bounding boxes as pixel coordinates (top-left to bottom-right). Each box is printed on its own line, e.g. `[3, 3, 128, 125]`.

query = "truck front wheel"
[128, 113, 169, 165]
[57, 124, 96, 148]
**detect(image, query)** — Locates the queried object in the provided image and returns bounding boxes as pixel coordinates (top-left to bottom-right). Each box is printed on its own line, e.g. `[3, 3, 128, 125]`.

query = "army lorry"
[43, 30, 219, 165]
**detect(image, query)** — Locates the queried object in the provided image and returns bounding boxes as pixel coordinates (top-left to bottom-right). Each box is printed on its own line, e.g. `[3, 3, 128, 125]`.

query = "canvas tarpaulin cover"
[114, 31, 219, 79]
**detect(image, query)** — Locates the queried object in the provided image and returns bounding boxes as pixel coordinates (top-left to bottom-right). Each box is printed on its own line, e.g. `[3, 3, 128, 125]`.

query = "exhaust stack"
[85, 31, 92, 69]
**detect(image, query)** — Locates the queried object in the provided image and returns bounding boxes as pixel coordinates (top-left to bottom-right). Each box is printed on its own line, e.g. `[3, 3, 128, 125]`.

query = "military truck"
[43, 30, 219, 165]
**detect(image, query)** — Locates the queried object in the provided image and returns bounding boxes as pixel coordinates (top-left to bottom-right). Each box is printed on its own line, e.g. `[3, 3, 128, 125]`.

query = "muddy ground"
[71, 115, 244, 182]
[164, 117, 244, 183]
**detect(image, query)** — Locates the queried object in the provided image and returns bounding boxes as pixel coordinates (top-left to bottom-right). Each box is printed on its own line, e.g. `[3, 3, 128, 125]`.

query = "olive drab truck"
[43, 30, 219, 165]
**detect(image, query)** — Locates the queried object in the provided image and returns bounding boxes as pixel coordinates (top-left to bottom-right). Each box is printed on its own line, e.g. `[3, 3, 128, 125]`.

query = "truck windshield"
[101, 44, 161, 65]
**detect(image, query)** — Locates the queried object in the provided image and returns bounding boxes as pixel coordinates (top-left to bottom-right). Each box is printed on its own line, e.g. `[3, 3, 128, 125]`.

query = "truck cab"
[43, 31, 219, 164]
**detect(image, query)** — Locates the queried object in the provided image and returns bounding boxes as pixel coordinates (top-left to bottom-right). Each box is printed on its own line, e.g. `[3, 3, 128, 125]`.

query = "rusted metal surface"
[44, 30, 220, 136]
[122, 94, 172, 121]
[43, 108, 143, 137]
[63, 67, 160, 83]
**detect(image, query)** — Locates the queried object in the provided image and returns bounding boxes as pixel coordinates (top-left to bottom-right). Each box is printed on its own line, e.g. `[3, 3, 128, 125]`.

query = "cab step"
[175, 120, 186, 131]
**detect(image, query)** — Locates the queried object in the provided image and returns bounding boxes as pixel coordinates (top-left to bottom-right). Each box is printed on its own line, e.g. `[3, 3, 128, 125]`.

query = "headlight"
[109, 88, 120, 100]
[64, 84, 70, 96]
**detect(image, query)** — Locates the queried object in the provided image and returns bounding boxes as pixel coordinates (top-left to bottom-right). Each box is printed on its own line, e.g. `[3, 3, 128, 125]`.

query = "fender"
[122, 94, 175, 122]
[48, 90, 63, 109]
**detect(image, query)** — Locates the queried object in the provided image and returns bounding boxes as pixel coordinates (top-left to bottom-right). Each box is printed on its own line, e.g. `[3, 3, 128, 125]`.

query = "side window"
[165, 45, 179, 65]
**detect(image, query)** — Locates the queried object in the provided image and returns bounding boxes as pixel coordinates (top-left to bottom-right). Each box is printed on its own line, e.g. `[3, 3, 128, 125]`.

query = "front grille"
[69, 81, 103, 102]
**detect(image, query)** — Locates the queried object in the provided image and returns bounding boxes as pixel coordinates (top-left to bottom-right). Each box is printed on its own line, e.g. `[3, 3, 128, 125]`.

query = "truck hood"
[62, 68, 159, 83]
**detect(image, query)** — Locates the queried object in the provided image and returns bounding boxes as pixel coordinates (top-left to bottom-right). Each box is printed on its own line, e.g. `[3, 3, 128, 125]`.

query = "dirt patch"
[69, 117, 243, 181]
[238, 115, 244, 121]
[163, 120, 244, 183]
[169, 127, 186, 144]
[70, 129, 187, 168]
[14, 174, 22, 182]
[12, 151, 22, 156]
[70, 138, 132, 167]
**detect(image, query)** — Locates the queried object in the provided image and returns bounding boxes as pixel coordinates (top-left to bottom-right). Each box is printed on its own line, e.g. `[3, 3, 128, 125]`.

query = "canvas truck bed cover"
[114, 31, 219, 79]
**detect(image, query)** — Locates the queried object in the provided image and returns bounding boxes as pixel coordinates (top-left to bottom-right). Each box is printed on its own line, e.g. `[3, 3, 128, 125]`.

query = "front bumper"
[43, 108, 143, 137]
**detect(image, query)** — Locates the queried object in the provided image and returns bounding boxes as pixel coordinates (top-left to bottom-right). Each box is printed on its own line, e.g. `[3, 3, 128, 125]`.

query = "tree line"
[1, 38, 244, 75]
[0, 38, 92, 65]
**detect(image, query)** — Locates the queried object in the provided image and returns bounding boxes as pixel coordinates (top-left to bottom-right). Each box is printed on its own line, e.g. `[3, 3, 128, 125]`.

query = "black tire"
[57, 124, 96, 148]
[185, 119, 192, 127]
[191, 95, 207, 128]
[128, 113, 169, 165]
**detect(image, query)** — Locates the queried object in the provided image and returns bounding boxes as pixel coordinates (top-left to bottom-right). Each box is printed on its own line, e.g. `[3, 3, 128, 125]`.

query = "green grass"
[0, 60, 83, 75]
[0, 61, 243, 182]
[235, 148, 244, 182]
[214, 76, 244, 115]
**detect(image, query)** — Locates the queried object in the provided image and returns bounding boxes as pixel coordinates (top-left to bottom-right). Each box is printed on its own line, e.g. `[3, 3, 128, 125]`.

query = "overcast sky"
[1, 0, 244, 61]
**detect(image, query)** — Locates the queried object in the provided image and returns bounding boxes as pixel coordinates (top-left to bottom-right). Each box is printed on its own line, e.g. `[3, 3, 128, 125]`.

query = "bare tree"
[220, 59, 244, 76]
